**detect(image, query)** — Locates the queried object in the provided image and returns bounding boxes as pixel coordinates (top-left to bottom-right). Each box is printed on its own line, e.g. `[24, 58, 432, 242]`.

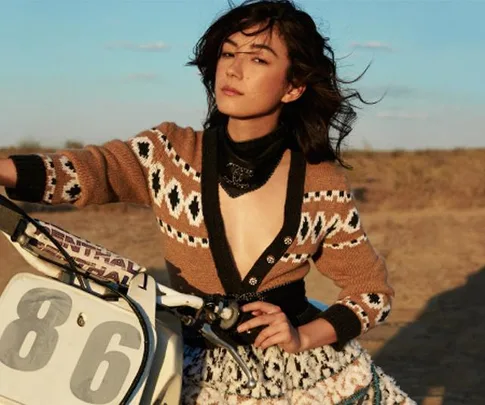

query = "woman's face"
[215, 25, 301, 120]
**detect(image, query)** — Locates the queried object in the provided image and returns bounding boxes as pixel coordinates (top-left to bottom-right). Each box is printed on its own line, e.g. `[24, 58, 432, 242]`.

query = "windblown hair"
[187, 0, 374, 166]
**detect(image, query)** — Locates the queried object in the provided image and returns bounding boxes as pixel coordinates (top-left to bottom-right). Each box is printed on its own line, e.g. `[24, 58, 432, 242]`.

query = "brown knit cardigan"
[7, 121, 394, 346]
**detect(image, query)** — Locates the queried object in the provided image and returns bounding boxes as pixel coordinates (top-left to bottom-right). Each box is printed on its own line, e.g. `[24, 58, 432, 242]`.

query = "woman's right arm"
[1, 138, 153, 207]
[0, 158, 17, 188]
[1, 122, 195, 208]
[0, 122, 180, 208]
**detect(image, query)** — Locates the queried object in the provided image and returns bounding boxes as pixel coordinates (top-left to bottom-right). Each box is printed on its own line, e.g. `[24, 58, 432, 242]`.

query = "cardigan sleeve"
[5, 122, 182, 208]
[311, 172, 394, 349]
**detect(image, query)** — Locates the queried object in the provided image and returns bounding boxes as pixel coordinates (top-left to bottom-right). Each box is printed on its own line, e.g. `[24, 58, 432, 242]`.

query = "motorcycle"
[0, 195, 326, 405]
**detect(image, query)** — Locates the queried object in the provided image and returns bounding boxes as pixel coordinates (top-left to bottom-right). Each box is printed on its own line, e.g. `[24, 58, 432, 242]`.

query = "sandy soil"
[1, 148, 484, 404]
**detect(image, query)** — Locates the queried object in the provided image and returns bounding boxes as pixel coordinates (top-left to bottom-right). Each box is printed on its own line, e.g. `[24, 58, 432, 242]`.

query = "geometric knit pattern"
[323, 234, 368, 250]
[182, 340, 415, 404]
[297, 212, 327, 245]
[297, 206, 362, 246]
[148, 128, 201, 182]
[160, 173, 203, 225]
[58, 156, 82, 203]
[361, 293, 392, 325]
[157, 218, 209, 249]
[129, 136, 155, 168]
[280, 252, 311, 264]
[41, 155, 56, 204]
[303, 190, 353, 204]
[130, 137, 203, 226]
[336, 293, 391, 333]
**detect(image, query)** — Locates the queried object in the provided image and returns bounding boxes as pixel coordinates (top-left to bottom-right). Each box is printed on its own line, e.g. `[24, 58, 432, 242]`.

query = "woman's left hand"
[237, 301, 303, 353]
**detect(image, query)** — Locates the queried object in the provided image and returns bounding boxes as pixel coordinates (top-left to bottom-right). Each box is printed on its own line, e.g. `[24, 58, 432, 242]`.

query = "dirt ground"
[1, 148, 484, 404]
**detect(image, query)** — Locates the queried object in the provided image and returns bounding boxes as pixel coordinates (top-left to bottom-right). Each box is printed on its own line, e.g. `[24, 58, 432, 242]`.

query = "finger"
[241, 301, 281, 314]
[253, 323, 289, 347]
[259, 330, 292, 350]
[237, 314, 277, 333]
[237, 312, 286, 333]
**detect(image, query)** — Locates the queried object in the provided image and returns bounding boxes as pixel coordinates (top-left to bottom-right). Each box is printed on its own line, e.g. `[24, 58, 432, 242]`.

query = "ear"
[281, 83, 306, 104]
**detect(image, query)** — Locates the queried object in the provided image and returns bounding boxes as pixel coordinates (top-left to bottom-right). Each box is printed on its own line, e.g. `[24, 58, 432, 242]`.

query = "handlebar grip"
[211, 310, 265, 347]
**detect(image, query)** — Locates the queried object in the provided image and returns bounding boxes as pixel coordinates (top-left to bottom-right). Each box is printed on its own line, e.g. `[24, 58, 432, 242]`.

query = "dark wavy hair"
[187, 0, 375, 166]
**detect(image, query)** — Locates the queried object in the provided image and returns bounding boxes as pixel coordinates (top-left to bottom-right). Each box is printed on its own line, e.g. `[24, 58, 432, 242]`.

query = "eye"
[253, 57, 268, 65]
[221, 51, 234, 58]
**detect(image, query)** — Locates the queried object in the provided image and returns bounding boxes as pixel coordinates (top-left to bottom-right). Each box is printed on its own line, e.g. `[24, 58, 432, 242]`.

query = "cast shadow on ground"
[374, 265, 485, 405]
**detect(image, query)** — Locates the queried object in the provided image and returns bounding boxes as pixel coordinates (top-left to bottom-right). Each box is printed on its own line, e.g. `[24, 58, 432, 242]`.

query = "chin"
[217, 103, 250, 119]
[217, 102, 268, 121]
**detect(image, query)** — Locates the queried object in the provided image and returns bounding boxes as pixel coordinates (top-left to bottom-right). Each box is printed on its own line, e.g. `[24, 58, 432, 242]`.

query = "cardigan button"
[284, 236, 293, 245]
[248, 277, 258, 286]
[266, 255, 275, 264]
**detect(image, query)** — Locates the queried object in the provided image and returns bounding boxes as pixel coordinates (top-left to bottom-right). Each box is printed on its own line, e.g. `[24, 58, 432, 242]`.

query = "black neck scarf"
[217, 124, 289, 198]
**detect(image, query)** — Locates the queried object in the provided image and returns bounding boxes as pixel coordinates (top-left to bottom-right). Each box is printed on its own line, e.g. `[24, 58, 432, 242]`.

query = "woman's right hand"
[0, 159, 17, 188]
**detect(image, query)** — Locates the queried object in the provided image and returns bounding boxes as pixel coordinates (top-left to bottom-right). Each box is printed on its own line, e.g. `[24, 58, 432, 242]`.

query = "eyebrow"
[223, 38, 279, 57]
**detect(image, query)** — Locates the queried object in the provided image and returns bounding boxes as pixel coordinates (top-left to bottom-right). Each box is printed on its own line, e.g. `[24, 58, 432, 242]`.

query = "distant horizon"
[1, 0, 484, 150]
[3, 135, 484, 153]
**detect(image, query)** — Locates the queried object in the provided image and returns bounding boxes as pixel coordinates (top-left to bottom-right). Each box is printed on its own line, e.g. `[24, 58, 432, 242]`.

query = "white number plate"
[0, 273, 145, 405]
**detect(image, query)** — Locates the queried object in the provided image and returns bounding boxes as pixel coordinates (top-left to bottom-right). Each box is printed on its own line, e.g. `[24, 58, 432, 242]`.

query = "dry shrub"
[64, 140, 84, 149]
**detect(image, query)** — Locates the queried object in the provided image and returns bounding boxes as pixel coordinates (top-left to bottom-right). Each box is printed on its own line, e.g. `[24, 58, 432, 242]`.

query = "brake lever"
[199, 323, 257, 389]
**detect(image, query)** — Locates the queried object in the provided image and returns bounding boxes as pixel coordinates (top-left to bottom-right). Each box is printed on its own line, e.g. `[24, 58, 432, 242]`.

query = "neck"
[227, 112, 281, 142]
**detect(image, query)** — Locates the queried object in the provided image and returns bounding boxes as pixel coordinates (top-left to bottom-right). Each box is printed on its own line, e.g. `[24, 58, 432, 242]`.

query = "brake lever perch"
[199, 323, 257, 389]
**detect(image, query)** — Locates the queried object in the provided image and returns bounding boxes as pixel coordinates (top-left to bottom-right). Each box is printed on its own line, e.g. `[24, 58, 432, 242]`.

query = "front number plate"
[0, 273, 145, 405]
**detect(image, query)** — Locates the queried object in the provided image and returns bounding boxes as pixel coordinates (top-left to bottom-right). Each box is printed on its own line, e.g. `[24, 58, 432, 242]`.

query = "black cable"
[30, 254, 122, 301]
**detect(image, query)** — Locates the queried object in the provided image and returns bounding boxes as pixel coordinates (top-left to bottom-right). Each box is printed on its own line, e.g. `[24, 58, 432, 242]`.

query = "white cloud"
[376, 111, 429, 120]
[105, 41, 169, 52]
[351, 41, 393, 52]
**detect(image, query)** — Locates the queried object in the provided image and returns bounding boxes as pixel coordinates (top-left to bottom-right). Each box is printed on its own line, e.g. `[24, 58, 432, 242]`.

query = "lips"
[221, 85, 243, 96]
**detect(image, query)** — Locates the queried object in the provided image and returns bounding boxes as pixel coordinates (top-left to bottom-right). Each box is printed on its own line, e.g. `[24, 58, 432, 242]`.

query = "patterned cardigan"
[7, 121, 393, 347]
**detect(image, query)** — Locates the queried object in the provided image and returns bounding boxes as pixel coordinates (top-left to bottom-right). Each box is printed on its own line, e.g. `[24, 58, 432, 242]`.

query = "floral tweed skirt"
[181, 340, 416, 404]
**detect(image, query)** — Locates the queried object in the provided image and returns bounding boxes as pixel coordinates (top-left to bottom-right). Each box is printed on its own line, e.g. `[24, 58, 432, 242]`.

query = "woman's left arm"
[309, 176, 394, 350]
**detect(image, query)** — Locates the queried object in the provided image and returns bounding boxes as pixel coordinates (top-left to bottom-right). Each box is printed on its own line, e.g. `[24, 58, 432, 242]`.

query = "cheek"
[249, 71, 287, 102]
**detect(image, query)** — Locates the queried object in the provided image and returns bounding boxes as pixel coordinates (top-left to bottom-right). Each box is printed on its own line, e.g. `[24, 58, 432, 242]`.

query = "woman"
[0, 0, 414, 403]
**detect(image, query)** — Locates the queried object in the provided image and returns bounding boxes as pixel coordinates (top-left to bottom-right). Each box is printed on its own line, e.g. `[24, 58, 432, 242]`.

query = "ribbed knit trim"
[5, 155, 47, 203]
[202, 127, 242, 292]
[318, 304, 362, 351]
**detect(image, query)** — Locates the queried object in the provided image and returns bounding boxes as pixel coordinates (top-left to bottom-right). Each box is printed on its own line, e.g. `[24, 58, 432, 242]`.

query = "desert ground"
[1, 147, 485, 404]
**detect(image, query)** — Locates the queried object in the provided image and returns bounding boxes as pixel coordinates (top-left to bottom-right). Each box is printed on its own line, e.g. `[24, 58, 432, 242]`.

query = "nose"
[226, 54, 243, 79]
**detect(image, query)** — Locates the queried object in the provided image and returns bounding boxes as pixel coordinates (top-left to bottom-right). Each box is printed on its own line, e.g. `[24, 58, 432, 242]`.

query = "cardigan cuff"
[318, 303, 362, 351]
[5, 155, 47, 203]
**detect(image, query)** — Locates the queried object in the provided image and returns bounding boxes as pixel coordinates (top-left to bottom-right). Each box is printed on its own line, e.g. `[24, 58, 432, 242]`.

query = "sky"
[0, 0, 484, 150]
